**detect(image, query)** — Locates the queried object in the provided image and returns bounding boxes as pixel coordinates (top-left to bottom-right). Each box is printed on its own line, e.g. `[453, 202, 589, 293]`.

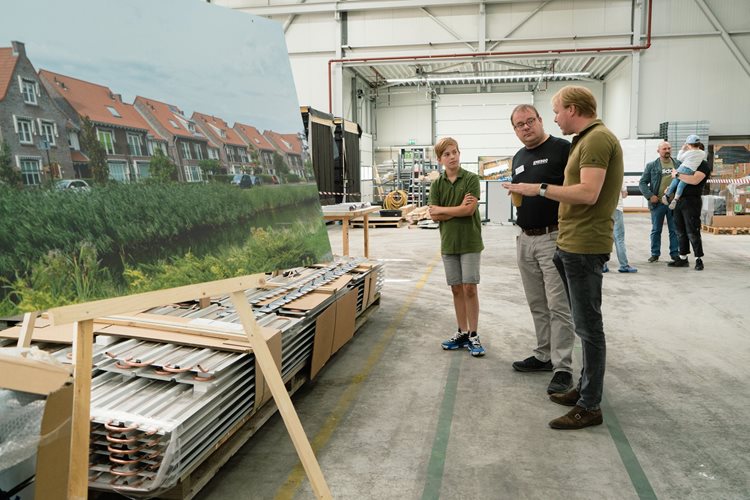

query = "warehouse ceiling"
[345, 53, 628, 90]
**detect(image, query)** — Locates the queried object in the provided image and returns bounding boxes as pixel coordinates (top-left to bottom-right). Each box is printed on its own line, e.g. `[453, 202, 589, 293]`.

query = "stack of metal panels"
[659, 120, 710, 145]
[0, 258, 382, 497]
[84, 341, 254, 496]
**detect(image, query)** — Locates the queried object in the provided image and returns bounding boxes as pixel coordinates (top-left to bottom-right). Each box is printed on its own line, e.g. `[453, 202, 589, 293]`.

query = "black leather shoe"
[647, 255, 659, 263]
[667, 258, 689, 267]
[695, 258, 704, 271]
[512, 356, 553, 372]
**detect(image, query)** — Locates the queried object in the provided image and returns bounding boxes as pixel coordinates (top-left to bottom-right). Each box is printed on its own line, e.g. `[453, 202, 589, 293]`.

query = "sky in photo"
[1, 0, 303, 133]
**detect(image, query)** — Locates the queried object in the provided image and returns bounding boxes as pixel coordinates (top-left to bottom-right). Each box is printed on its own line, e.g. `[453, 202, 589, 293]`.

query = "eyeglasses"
[513, 117, 537, 130]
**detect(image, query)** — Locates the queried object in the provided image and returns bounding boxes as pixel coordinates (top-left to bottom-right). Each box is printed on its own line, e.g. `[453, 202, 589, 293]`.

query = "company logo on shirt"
[533, 158, 548, 165]
[661, 168, 673, 174]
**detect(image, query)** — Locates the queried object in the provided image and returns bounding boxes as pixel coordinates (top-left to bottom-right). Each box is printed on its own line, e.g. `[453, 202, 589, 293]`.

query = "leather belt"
[522, 224, 558, 236]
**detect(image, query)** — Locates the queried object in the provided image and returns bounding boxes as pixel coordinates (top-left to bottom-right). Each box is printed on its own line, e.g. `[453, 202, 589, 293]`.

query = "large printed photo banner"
[0, 0, 332, 316]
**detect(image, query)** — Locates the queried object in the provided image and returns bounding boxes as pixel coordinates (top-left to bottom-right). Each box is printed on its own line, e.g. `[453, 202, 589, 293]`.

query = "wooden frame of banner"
[46, 274, 332, 499]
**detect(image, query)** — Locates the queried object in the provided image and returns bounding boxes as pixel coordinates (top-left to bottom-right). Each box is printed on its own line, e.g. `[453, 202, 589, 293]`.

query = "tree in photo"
[273, 151, 289, 182]
[149, 148, 178, 183]
[0, 140, 21, 187]
[79, 116, 109, 185]
[198, 159, 222, 178]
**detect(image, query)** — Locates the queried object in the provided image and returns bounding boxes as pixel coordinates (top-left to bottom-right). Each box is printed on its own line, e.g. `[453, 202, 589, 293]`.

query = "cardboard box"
[310, 303, 336, 379]
[709, 215, 750, 227]
[0, 353, 73, 500]
[331, 289, 357, 354]
[309, 288, 358, 379]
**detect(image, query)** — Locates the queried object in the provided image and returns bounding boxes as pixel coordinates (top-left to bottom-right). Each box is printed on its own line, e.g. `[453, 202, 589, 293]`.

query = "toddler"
[662, 134, 705, 209]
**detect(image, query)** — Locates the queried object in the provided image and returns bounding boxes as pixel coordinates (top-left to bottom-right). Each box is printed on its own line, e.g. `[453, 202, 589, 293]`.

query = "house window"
[181, 142, 192, 160]
[184, 165, 202, 182]
[19, 157, 42, 186]
[41, 121, 56, 147]
[127, 133, 143, 156]
[68, 131, 80, 150]
[106, 106, 122, 118]
[17, 118, 33, 144]
[194, 143, 204, 160]
[226, 148, 236, 162]
[97, 130, 115, 154]
[169, 119, 180, 129]
[239, 149, 248, 163]
[107, 161, 128, 182]
[21, 79, 38, 105]
[208, 147, 220, 160]
[149, 141, 167, 156]
[134, 161, 150, 180]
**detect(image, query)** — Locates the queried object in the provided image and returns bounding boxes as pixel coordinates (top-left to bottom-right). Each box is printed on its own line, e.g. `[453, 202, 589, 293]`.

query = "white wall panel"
[373, 92, 432, 147]
[348, 6, 478, 48]
[490, 0, 631, 40]
[603, 57, 632, 139]
[638, 37, 750, 136]
[280, 13, 337, 53]
[434, 93, 532, 164]
[289, 54, 333, 111]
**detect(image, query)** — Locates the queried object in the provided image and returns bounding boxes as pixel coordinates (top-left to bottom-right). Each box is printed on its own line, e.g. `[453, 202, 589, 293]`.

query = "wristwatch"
[675, 172, 680, 178]
[539, 183, 548, 197]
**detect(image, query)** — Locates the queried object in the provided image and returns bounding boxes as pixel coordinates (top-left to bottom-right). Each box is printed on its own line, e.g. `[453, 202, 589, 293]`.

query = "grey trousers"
[516, 231, 575, 373]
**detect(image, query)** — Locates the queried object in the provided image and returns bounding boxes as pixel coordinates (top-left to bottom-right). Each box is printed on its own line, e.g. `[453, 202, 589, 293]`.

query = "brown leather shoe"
[549, 388, 579, 406]
[549, 405, 603, 430]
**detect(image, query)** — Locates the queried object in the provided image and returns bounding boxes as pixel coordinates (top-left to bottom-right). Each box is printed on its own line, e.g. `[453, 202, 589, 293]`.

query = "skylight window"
[107, 106, 122, 118]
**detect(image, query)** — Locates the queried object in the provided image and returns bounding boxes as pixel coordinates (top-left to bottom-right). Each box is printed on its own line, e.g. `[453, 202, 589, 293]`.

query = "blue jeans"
[553, 249, 608, 410]
[665, 165, 695, 198]
[649, 203, 679, 259]
[612, 210, 628, 267]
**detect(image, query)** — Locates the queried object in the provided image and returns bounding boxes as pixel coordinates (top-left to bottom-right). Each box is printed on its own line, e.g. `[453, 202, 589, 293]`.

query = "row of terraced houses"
[0, 41, 306, 186]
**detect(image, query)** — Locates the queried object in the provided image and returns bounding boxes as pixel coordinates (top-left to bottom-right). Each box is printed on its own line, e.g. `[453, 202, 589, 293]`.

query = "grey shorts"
[442, 252, 481, 286]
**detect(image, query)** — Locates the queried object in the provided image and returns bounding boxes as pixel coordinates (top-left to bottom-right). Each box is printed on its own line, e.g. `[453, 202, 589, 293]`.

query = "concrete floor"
[201, 213, 750, 500]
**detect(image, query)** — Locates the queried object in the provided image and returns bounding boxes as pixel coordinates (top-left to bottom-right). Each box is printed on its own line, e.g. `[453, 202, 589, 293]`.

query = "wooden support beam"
[67, 319, 93, 500]
[231, 291, 332, 499]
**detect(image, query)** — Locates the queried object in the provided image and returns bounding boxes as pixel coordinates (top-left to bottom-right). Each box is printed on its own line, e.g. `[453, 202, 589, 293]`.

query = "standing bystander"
[429, 137, 486, 356]
[639, 142, 680, 263]
[668, 141, 710, 271]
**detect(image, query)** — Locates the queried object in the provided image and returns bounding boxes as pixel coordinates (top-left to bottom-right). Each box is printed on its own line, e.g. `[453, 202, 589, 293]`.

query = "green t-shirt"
[428, 167, 484, 254]
[557, 120, 624, 254]
[658, 159, 676, 197]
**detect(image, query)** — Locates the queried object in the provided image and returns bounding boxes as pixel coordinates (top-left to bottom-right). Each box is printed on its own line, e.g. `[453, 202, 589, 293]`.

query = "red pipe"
[328, 0, 652, 112]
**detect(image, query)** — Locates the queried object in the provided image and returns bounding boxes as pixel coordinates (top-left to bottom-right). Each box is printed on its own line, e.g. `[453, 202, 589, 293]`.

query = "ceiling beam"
[421, 7, 476, 51]
[693, 0, 750, 78]
[217, 0, 543, 17]
[487, 0, 552, 51]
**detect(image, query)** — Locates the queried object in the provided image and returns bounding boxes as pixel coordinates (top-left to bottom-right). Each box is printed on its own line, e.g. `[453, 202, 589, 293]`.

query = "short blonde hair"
[552, 85, 597, 118]
[435, 137, 459, 159]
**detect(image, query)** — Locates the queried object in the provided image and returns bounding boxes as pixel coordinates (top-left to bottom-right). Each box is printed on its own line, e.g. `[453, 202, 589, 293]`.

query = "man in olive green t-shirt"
[504, 86, 623, 430]
[428, 137, 485, 357]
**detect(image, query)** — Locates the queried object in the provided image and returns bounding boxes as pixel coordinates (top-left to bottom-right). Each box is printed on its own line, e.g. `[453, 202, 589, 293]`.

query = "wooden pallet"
[701, 224, 750, 235]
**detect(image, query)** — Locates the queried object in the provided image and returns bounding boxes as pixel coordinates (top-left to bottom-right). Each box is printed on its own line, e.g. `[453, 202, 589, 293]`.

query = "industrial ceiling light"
[385, 71, 591, 84]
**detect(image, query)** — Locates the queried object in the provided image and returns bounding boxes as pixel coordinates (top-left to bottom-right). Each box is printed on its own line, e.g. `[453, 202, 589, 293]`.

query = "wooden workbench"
[322, 205, 379, 257]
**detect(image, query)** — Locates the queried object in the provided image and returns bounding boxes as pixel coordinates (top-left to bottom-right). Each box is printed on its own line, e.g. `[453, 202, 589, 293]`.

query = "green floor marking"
[421, 353, 462, 500]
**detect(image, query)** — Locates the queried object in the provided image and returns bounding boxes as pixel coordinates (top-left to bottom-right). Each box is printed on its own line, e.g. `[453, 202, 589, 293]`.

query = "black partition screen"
[343, 124, 361, 200]
[301, 106, 336, 205]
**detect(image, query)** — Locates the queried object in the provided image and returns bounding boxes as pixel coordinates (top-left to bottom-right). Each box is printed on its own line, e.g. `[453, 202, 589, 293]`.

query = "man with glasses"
[507, 104, 575, 396]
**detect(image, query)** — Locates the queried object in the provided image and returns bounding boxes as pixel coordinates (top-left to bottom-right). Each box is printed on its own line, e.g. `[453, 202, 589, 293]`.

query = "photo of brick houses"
[0, 0, 331, 316]
[0, 40, 307, 188]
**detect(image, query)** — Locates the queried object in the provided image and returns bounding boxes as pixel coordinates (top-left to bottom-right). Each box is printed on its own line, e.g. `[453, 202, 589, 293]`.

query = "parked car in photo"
[55, 179, 91, 191]
[230, 174, 263, 188]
